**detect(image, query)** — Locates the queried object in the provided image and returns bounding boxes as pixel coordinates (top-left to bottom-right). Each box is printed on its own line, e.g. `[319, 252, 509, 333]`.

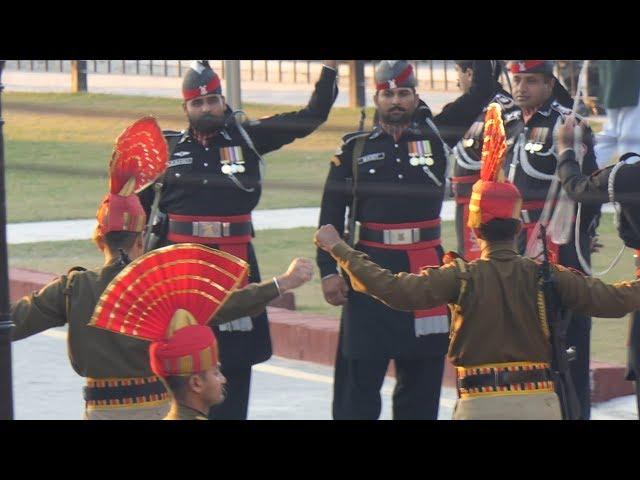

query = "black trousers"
[208, 365, 252, 420]
[332, 344, 445, 420]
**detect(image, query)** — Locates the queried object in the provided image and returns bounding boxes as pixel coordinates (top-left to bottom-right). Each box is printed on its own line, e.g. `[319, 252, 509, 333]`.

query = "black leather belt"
[83, 379, 167, 402]
[457, 369, 553, 390]
[359, 225, 441, 245]
[169, 219, 252, 238]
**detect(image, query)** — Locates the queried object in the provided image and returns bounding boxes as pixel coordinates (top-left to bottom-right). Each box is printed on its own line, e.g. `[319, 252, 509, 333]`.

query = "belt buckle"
[383, 228, 420, 245]
[193, 221, 222, 238]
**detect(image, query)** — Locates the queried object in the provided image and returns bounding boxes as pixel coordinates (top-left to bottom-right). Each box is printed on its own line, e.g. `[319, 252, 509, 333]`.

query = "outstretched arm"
[315, 225, 460, 311]
[211, 258, 314, 325]
[555, 265, 640, 318]
[10, 276, 68, 341]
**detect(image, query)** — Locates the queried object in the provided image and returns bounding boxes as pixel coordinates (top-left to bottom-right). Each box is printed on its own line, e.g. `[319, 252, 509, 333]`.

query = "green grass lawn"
[3, 91, 604, 222]
[9, 214, 636, 365]
[4, 92, 375, 222]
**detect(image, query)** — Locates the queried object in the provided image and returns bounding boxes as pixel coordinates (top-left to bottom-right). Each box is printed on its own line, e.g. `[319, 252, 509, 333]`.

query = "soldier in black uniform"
[316, 60, 495, 419]
[451, 60, 509, 259]
[555, 115, 640, 417]
[449, 60, 601, 419]
[451, 61, 575, 260]
[138, 60, 338, 420]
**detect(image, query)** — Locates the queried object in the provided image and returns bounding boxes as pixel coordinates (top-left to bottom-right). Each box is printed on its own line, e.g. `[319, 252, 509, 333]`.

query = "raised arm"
[243, 62, 339, 155]
[434, 60, 496, 148]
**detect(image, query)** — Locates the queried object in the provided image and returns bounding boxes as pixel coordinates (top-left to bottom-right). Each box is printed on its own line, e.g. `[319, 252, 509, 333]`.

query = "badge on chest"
[407, 140, 435, 166]
[219, 146, 246, 174]
[524, 128, 549, 153]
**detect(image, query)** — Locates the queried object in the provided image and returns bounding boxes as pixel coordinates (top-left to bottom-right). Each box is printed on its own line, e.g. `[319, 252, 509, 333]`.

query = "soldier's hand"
[555, 115, 584, 154]
[276, 258, 314, 292]
[323, 60, 338, 70]
[315, 225, 342, 252]
[322, 274, 349, 306]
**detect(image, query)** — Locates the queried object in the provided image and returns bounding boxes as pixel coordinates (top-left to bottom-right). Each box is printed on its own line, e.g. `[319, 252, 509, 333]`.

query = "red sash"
[359, 219, 449, 334]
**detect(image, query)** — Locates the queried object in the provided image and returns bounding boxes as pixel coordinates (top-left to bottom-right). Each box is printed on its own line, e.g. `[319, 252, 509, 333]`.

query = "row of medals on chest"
[366, 140, 434, 174]
[462, 129, 547, 152]
[367, 155, 435, 174]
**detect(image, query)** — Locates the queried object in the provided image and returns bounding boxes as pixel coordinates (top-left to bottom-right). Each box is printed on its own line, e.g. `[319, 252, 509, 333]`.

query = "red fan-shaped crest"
[110, 117, 168, 195]
[480, 103, 507, 182]
[89, 244, 249, 341]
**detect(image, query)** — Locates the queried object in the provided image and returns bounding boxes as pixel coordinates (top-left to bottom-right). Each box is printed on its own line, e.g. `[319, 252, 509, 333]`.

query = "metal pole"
[224, 60, 242, 111]
[349, 60, 365, 108]
[0, 61, 15, 420]
[429, 60, 434, 89]
[71, 60, 88, 93]
[443, 60, 449, 91]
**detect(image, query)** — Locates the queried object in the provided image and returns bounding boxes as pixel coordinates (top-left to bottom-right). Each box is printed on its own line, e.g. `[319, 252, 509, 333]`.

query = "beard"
[189, 112, 226, 133]
[378, 107, 413, 125]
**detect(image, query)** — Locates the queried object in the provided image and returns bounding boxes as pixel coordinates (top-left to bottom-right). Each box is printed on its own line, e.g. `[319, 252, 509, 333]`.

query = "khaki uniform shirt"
[164, 403, 209, 420]
[331, 240, 640, 367]
[10, 260, 280, 378]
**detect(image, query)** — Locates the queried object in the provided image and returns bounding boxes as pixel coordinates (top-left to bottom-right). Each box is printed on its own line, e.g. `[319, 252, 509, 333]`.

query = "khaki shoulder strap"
[63, 266, 86, 319]
[453, 258, 470, 304]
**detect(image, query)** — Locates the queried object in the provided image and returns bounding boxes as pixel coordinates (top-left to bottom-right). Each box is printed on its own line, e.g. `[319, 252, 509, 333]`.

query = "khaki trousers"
[83, 400, 170, 420]
[453, 391, 563, 420]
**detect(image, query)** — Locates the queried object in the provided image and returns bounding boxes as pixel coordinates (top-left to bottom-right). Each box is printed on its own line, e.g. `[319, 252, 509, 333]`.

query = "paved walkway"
[6, 202, 618, 245]
[11, 327, 637, 420]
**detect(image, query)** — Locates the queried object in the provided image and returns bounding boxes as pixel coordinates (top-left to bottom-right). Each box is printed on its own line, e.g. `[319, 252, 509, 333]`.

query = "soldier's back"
[448, 244, 551, 367]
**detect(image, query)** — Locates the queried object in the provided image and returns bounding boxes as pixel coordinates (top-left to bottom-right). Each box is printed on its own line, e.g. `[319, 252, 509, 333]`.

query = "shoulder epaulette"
[162, 130, 184, 137]
[550, 101, 576, 118]
[494, 93, 515, 108]
[341, 131, 371, 145]
[67, 266, 87, 275]
[334, 131, 371, 162]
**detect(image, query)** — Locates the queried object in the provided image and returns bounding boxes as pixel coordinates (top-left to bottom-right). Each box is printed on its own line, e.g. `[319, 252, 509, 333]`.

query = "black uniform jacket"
[316, 61, 495, 359]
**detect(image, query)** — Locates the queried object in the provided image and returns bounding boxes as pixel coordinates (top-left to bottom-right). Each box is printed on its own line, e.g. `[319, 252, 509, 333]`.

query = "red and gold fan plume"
[89, 244, 249, 341]
[480, 103, 507, 182]
[109, 116, 168, 195]
[95, 117, 168, 239]
[468, 103, 522, 229]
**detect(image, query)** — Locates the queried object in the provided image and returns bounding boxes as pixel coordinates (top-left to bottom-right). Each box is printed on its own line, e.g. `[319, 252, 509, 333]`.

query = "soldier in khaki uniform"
[88, 244, 259, 421]
[10, 118, 314, 420]
[315, 104, 640, 419]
